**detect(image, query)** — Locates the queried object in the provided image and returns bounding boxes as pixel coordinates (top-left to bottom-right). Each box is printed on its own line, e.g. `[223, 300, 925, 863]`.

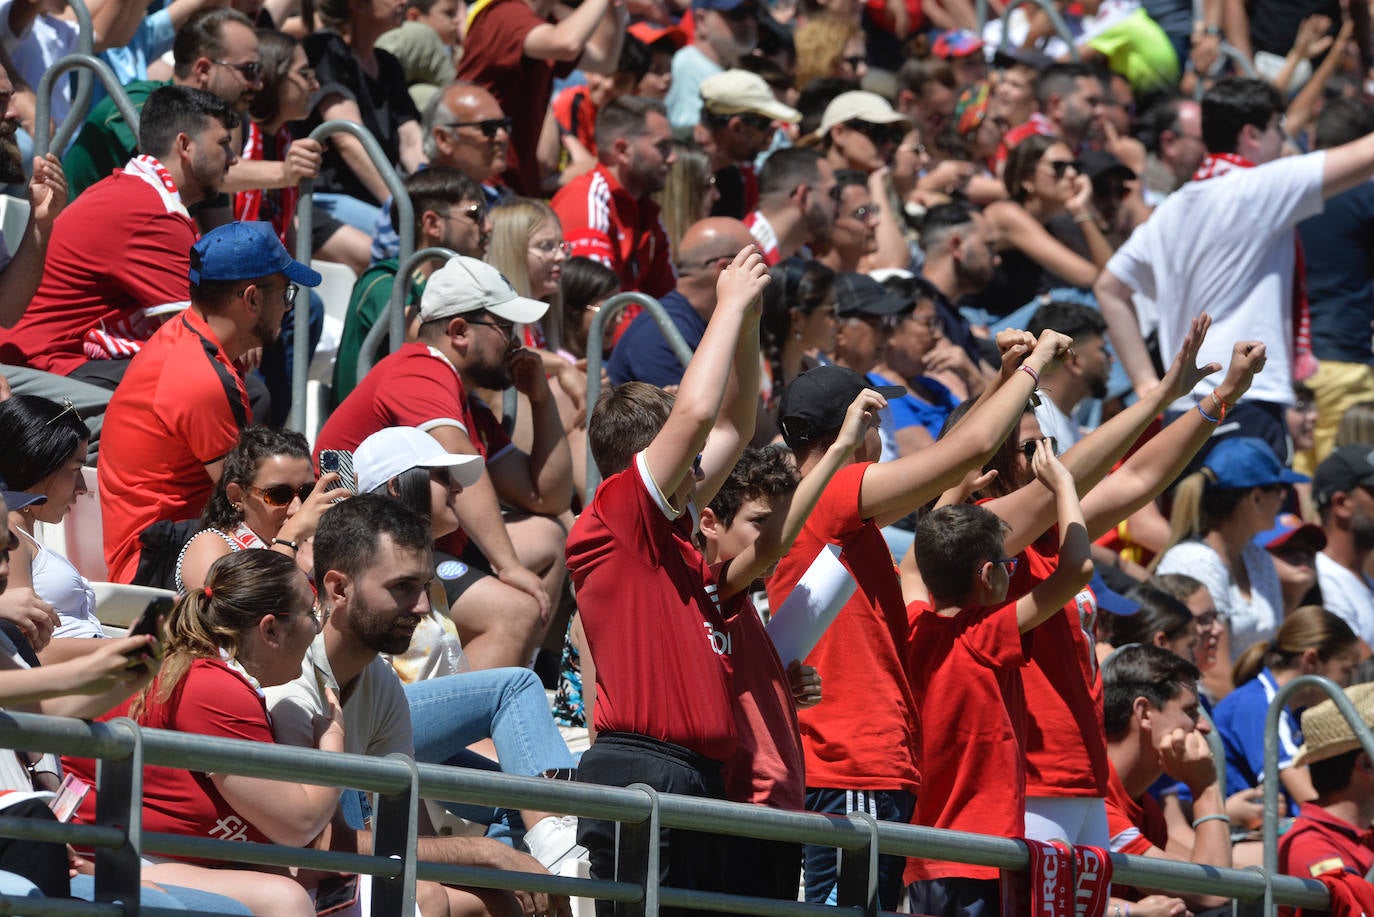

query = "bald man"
[606, 217, 756, 387]
[423, 81, 512, 202]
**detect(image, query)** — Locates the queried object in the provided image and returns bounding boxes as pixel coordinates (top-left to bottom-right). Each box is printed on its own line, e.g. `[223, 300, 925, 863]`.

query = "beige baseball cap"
[815, 90, 911, 138]
[700, 70, 801, 124]
[419, 255, 549, 325]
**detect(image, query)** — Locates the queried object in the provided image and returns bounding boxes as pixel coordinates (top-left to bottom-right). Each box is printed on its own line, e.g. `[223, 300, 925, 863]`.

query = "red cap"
[629, 22, 688, 50]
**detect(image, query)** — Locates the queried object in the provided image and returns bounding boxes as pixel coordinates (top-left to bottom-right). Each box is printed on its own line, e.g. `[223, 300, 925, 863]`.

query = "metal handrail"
[581, 292, 695, 503]
[31, 0, 94, 157]
[993, 0, 1081, 60]
[0, 709, 1334, 915]
[34, 53, 137, 158]
[1261, 673, 1374, 875]
[355, 245, 455, 381]
[289, 120, 413, 434]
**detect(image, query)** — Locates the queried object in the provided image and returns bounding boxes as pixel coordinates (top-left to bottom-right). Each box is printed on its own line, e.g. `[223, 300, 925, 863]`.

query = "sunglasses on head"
[251, 483, 315, 507]
[1018, 436, 1058, 460]
[1046, 159, 1084, 179]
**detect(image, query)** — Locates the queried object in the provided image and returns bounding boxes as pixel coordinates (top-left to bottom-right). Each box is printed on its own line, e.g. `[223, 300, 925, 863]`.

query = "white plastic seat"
[92, 583, 175, 629]
[0, 194, 29, 255]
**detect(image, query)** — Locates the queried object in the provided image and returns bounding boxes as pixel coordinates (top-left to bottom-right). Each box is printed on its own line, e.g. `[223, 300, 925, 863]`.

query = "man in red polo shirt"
[98, 221, 321, 584]
[552, 96, 677, 298]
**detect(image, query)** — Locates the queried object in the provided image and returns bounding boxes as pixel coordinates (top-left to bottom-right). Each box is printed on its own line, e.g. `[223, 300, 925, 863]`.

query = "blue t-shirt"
[881, 374, 960, 441]
[1212, 667, 1302, 815]
[1298, 179, 1374, 365]
[606, 290, 703, 388]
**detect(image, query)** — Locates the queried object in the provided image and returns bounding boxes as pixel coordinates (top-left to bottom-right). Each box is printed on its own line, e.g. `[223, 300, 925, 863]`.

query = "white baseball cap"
[354, 427, 485, 495]
[815, 90, 911, 138]
[419, 255, 550, 325]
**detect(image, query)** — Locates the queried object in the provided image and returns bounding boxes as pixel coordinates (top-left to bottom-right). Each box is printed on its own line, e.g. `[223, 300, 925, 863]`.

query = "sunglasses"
[1018, 436, 1059, 460]
[846, 120, 906, 147]
[446, 117, 513, 139]
[842, 55, 867, 70]
[251, 483, 314, 507]
[216, 59, 263, 81]
[737, 113, 774, 133]
[991, 555, 1018, 575]
[1045, 159, 1084, 179]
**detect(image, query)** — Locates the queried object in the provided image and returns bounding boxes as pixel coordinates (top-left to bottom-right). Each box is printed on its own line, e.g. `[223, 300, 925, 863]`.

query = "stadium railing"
[35, 52, 137, 160]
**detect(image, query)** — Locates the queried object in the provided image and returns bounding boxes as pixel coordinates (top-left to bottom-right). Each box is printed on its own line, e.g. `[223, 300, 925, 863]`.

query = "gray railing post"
[581, 293, 695, 503]
[355, 245, 456, 383]
[1261, 674, 1374, 877]
[35, 54, 138, 158]
[290, 120, 413, 433]
[996, 0, 1081, 60]
[36, 0, 95, 157]
[93, 719, 143, 914]
[835, 811, 879, 917]
[976, 0, 987, 30]
[370, 753, 421, 916]
[619, 783, 661, 917]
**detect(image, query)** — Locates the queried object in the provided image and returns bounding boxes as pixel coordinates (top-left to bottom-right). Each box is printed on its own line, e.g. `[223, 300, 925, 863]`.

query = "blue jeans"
[313, 192, 384, 235]
[69, 874, 253, 913]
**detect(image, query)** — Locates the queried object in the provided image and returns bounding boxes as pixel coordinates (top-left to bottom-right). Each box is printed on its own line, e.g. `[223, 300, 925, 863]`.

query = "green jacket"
[63, 79, 169, 198]
[333, 259, 426, 402]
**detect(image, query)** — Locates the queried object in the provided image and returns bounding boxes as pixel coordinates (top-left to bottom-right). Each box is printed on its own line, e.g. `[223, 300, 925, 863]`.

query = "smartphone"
[48, 773, 90, 823]
[314, 875, 359, 916]
[126, 596, 171, 665]
[319, 450, 357, 495]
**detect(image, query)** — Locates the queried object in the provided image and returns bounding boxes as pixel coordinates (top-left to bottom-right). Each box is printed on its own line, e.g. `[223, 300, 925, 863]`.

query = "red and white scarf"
[1192, 153, 1318, 381]
[234, 122, 298, 244]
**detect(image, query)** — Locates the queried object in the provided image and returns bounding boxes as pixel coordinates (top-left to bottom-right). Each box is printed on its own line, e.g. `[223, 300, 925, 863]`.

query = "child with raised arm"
[565, 246, 770, 916]
[766, 326, 1073, 909]
[904, 441, 1094, 916]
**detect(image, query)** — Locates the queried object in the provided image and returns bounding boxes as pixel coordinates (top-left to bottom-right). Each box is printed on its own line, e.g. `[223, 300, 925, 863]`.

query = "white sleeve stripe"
[635, 451, 683, 521]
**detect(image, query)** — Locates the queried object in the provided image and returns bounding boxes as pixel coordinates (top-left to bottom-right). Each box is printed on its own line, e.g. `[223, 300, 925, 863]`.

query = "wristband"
[1211, 391, 1230, 422]
[1018, 363, 1040, 387]
[1192, 813, 1231, 829]
[1073, 212, 1095, 224]
[272, 537, 300, 554]
[1197, 402, 1220, 423]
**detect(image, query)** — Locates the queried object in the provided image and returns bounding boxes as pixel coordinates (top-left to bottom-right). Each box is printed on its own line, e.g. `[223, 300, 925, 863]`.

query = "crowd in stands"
[5, 0, 1374, 911]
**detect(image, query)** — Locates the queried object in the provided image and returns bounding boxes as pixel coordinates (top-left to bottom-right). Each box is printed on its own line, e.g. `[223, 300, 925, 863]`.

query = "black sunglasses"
[1046, 159, 1084, 179]
[847, 119, 906, 147]
[251, 483, 314, 507]
[1018, 436, 1059, 460]
[446, 117, 513, 139]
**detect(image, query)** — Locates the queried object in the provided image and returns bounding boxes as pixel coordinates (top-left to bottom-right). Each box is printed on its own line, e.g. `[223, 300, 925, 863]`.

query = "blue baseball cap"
[189, 222, 323, 287]
[0, 474, 44, 513]
[1202, 436, 1308, 489]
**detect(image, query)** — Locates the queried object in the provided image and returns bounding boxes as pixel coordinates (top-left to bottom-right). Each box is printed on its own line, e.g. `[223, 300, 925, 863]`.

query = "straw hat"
[1294, 683, 1374, 767]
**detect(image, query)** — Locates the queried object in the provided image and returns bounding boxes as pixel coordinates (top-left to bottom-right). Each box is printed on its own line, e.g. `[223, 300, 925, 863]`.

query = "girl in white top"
[1154, 436, 1305, 699]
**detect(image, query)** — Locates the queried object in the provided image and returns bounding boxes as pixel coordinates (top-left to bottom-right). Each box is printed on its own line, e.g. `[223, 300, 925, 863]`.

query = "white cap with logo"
[354, 426, 485, 496]
[419, 255, 551, 325]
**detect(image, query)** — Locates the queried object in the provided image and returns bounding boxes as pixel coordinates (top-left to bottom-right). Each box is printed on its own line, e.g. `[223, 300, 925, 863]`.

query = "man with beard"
[265, 494, 572, 917]
[315, 256, 571, 671]
[1313, 446, 1374, 646]
[607, 217, 756, 388]
[743, 147, 835, 265]
[97, 220, 321, 584]
[552, 96, 677, 297]
[695, 69, 799, 219]
[62, 7, 263, 199]
[1002, 63, 1108, 154]
[1027, 301, 1113, 449]
[0, 85, 240, 439]
[915, 201, 1000, 370]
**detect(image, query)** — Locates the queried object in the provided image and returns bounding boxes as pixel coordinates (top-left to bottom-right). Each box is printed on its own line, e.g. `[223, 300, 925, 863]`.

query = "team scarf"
[234, 122, 298, 243]
[1192, 153, 1318, 381]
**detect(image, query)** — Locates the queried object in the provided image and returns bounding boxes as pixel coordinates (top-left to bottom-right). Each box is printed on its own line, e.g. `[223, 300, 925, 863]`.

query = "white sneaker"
[525, 814, 589, 874]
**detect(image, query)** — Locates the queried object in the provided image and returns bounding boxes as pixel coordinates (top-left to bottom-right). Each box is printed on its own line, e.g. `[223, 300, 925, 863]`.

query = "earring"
[792, 330, 803, 341]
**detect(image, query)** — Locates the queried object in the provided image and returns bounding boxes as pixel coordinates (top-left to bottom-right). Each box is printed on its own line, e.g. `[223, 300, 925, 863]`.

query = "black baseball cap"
[778, 365, 905, 450]
[1314, 444, 1374, 506]
[834, 273, 911, 319]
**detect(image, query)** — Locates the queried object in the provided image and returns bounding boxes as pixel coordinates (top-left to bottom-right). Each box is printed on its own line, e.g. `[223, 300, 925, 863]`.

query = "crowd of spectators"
[5, 0, 1374, 911]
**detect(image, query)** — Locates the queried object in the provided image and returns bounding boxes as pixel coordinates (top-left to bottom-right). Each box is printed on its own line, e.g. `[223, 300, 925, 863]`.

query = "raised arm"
[1015, 441, 1094, 632]
[694, 272, 764, 508]
[1322, 121, 1374, 198]
[987, 200, 1101, 289]
[523, 0, 616, 64]
[1095, 269, 1161, 398]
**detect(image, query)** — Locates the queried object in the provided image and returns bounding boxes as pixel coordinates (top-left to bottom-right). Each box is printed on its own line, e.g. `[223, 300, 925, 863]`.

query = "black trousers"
[0, 798, 70, 898]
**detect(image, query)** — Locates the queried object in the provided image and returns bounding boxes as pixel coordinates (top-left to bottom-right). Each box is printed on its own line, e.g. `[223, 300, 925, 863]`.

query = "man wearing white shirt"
[1096, 77, 1374, 462]
[1313, 445, 1374, 646]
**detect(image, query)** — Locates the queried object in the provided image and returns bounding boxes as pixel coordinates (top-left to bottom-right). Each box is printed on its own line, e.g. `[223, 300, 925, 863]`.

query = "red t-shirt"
[565, 454, 739, 761]
[1104, 760, 1167, 856]
[0, 165, 194, 375]
[764, 462, 921, 793]
[722, 596, 805, 810]
[98, 310, 250, 583]
[551, 164, 677, 299]
[553, 84, 598, 157]
[1280, 802, 1374, 880]
[1009, 529, 1109, 797]
[903, 600, 1033, 883]
[455, 0, 574, 196]
[62, 659, 275, 862]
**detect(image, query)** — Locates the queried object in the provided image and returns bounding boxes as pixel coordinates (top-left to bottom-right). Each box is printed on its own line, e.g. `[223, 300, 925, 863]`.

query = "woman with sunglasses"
[973, 134, 1116, 320]
[176, 427, 349, 593]
[62, 550, 345, 917]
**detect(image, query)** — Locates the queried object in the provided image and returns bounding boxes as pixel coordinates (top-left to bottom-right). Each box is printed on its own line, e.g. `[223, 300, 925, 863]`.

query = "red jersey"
[455, 0, 573, 195]
[99, 310, 250, 583]
[903, 600, 1033, 883]
[0, 158, 194, 375]
[1280, 802, 1374, 880]
[765, 462, 921, 793]
[723, 597, 805, 810]
[62, 659, 275, 862]
[1009, 529, 1109, 797]
[743, 210, 781, 266]
[566, 454, 739, 761]
[1104, 760, 1167, 856]
[551, 163, 676, 298]
[553, 84, 598, 157]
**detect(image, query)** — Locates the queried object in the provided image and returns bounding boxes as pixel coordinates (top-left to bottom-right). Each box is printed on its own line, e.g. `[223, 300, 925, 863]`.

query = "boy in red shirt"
[565, 245, 768, 915]
[904, 441, 1093, 916]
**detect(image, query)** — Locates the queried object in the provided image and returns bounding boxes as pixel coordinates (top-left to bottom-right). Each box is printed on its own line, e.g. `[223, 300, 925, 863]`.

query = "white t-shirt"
[1156, 538, 1284, 660]
[1106, 152, 1327, 411]
[1033, 392, 1082, 450]
[1316, 550, 1374, 646]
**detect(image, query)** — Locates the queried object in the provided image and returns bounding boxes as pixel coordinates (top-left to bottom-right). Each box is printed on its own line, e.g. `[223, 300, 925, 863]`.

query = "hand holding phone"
[125, 596, 171, 668]
[318, 451, 357, 496]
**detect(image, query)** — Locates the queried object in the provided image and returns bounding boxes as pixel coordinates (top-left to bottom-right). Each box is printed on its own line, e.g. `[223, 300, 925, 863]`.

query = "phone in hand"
[314, 875, 359, 915]
[125, 596, 171, 667]
[318, 450, 357, 496]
